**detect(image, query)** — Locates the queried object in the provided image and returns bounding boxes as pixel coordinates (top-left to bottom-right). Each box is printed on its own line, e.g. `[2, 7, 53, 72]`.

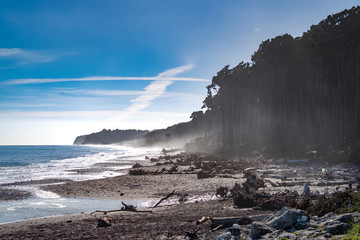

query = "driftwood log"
[153, 190, 175, 208]
[196, 216, 210, 225]
[210, 217, 253, 229]
[90, 202, 152, 215]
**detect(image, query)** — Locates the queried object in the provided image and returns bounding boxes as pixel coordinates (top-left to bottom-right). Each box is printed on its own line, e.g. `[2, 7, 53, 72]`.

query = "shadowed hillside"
[186, 6, 360, 162]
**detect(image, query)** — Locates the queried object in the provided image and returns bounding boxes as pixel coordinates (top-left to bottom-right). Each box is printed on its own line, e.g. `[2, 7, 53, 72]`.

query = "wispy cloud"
[54, 89, 145, 96]
[0, 110, 187, 119]
[0, 103, 55, 108]
[54, 89, 203, 99]
[0, 48, 66, 65]
[125, 65, 194, 112]
[3, 64, 208, 85]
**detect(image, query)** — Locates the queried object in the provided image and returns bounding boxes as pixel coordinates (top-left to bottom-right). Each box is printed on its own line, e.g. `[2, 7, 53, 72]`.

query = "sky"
[0, 0, 359, 145]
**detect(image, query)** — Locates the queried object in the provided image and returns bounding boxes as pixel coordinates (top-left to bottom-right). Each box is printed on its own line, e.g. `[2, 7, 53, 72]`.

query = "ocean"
[0, 145, 160, 224]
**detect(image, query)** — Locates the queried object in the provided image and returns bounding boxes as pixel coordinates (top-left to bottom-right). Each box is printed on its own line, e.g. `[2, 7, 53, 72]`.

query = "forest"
[186, 6, 360, 163]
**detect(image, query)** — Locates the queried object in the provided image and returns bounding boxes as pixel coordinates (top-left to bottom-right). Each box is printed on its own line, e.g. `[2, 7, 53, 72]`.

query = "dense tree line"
[189, 6, 360, 160]
[73, 129, 149, 145]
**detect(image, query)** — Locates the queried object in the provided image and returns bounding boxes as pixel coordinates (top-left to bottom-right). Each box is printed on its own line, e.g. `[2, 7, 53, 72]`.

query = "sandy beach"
[0, 153, 358, 239]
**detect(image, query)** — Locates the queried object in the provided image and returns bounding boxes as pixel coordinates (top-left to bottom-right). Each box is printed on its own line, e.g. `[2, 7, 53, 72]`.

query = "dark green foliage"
[344, 223, 360, 240]
[190, 6, 360, 158]
[74, 129, 149, 145]
[307, 190, 360, 217]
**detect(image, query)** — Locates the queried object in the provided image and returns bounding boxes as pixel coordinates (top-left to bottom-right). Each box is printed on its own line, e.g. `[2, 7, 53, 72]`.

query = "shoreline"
[0, 152, 359, 239]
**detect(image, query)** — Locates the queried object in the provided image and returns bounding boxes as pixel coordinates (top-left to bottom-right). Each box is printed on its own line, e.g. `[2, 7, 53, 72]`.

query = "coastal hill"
[188, 6, 360, 161]
[73, 129, 149, 145]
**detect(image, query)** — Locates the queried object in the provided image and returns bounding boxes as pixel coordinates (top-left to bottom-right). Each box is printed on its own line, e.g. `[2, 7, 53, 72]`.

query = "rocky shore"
[0, 152, 359, 239]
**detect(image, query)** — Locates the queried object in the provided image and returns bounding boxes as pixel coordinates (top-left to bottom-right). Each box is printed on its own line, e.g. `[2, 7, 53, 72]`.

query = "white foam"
[0, 146, 161, 184]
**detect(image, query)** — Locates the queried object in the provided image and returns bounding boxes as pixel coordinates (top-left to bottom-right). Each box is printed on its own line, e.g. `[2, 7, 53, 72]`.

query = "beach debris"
[231, 191, 254, 208]
[184, 229, 199, 240]
[211, 217, 252, 230]
[196, 216, 210, 225]
[121, 201, 137, 211]
[197, 170, 214, 179]
[90, 202, 152, 215]
[215, 186, 228, 198]
[153, 190, 175, 208]
[97, 217, 111, 227]
[258, 199, 284, 211]
[242, 175, 265, 193]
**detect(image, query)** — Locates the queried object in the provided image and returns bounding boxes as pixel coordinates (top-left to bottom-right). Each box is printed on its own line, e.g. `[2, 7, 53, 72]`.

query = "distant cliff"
[73, 129, 149, 145]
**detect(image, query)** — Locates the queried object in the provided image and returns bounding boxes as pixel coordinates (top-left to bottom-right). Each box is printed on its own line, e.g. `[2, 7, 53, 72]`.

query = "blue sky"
[0, 0, 359, 145]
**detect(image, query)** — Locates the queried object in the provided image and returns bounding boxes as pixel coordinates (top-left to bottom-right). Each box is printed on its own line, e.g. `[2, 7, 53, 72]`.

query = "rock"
[264, 207, 309, 230]
[249, 221, 275, 238]
[276, 232, 297, 239]
[295, 227, 329, 239]
[323, 221, 351, 235]
[318, 213, 355, 235]
[216, 232, 232, 240]
[302, 182, 310, 196]
[336, 213, 354, 223]
[97, 217, 111, 227]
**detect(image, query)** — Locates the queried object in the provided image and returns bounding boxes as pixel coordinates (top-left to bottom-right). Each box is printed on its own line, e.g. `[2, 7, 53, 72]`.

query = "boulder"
[336, 213, 354, 224]
[323, 221, 352, 235]
[216, 232, 232, 240]
[264, 207, 309, 230]
[249, 221, 275, 238]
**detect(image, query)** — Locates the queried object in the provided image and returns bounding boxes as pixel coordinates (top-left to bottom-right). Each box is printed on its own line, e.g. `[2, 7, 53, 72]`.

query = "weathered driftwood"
[121, 201, 137, 211]
[153, 190, 175, 208]
[90, 202, 152, 215]
[210, 217, 253, 229]
[211, 224, 224, 232]
[196, 216, 210, 225]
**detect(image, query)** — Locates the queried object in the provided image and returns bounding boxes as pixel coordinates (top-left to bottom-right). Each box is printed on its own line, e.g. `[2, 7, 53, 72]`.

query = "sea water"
[0, 145, 160, 224]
